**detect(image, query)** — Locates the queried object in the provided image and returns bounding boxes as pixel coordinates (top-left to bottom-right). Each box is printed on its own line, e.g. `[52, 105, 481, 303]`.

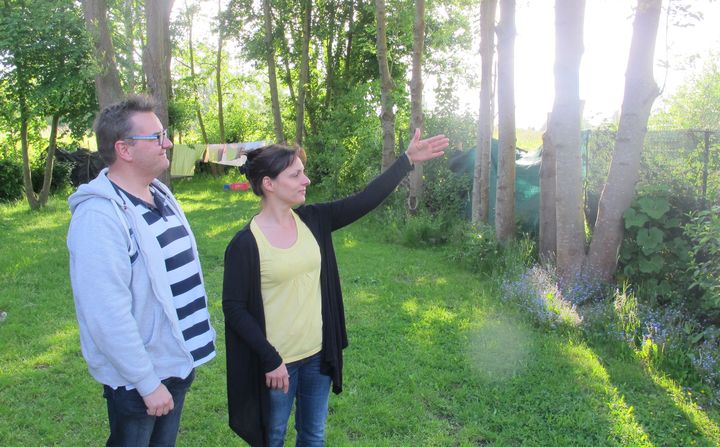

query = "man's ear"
[115, 140, 133, 162]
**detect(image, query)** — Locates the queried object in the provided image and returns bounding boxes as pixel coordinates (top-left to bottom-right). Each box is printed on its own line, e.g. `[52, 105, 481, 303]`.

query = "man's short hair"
[94, 95, 157, 165]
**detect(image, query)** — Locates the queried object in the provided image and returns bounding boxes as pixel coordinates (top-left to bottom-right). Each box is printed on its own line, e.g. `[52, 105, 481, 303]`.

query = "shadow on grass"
[587, 335, 720, 445]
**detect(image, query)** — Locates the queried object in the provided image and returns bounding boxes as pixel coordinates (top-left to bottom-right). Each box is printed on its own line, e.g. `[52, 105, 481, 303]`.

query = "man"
[67, 95, 216, 446]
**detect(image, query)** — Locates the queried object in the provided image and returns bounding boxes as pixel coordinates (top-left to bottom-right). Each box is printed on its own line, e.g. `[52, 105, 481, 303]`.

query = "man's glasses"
[125, 129, 168, 146]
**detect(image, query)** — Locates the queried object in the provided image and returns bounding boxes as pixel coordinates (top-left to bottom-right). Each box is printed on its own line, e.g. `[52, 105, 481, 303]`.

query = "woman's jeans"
[102, 369, 195, 447]
[268, 353, 331, 447]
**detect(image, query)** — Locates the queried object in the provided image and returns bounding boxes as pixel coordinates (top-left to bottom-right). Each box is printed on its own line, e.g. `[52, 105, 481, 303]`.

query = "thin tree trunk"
[123, 0, 136, 92]
[407, 0, 425, 213]
[473, 0, 497, 224]
[38, 114, 60, 205]
[216, 0, 225, 144]
[186, 0, 208, 144]
[324, 0, 338, 113]
[20, 98, 39, 210]
[295, 0, 312, 145]
[494, 0, 516, 241]
[263, 0, 284, 143]
[539, 113, 557, 261]
[376, 0, 396, 172]
[586, 0, 662, 280]
[81, 0, 124, 109]
[343, 0, 355, 82]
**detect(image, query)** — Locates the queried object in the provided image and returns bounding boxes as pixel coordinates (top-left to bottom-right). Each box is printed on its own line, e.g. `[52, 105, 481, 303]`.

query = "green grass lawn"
[1, 175, 719, 446]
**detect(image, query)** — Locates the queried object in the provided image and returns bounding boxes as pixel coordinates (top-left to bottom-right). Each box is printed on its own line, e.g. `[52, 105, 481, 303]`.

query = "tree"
[376, 0, 396, 172]
[545, 0, 586, 276]
[143, 0, 174, 185]
[0, 0, 95, 209]
[81, 0, 123, 109]
[295, 0, 312, 144]
[473, 0, 497, 224]
[215, 0, 226, 144]
[178, 0, 209, 144]
[494, 0, 516, 241]
[586, 0, 663, 280]
[263, 0, 284, 143]
[407, 0, 426, 213]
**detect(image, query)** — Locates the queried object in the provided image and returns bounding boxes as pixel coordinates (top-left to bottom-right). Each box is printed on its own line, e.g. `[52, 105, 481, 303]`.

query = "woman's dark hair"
[240, 144, 306, 196]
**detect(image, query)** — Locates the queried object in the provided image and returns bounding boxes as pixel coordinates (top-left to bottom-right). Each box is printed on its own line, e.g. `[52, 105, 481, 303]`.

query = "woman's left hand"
[405, 128, 449, 164]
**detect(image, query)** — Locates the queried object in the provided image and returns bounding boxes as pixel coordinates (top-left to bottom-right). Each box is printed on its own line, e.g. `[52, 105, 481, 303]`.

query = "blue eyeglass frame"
[125, 129, 168, 146]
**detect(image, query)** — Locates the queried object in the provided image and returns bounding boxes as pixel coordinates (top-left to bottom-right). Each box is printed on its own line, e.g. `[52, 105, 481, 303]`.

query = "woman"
[222, 129, 448, 446]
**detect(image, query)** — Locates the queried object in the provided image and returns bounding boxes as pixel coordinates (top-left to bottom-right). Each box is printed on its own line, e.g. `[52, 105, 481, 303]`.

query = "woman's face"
[266, 155, 311, 206]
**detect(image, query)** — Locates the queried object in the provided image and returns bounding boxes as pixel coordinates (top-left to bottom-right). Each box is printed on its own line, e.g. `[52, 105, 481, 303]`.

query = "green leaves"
[636, 227, 664, 255]
[637, 196, 670, 219]
[623, 207, 649, 228]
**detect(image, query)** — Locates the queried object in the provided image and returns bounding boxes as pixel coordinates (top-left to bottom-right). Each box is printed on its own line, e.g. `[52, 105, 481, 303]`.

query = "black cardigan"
[222, 154, 413, 446]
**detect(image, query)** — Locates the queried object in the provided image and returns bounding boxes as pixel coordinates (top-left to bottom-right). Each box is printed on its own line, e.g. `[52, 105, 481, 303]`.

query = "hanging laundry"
[171, 144, 207, 177]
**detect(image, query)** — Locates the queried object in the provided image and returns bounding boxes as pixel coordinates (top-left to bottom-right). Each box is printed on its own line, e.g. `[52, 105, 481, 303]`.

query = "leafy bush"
[31, 157, 72, 194]
[619, 188, 692, 303]
[0, 158, 23, 202]
[445, 222, 500, 274]
[685, 205, 720, 321]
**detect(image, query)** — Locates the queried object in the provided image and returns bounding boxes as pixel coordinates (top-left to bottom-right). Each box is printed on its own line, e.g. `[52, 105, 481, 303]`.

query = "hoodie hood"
[68, 168, 121, 214]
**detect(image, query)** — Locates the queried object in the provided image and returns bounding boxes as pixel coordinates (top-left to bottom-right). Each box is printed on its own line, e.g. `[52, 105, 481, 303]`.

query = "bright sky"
[468, 0, 720, 129]
[185, 1, 719, 130]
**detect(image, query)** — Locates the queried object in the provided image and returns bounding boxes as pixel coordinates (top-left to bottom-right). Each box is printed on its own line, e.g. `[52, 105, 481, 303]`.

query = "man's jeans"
[102, 369, 195, 447]
[268, 353, 331, 447]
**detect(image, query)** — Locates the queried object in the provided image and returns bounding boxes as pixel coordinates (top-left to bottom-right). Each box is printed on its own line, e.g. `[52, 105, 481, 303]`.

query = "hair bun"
[239, 163, 249, 176]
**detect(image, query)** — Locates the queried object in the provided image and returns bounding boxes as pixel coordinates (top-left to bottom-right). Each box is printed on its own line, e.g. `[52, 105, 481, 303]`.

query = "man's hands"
[143, 383, 174, 416]
[405, 128, 449, 165]
[265, 363, 290, 394]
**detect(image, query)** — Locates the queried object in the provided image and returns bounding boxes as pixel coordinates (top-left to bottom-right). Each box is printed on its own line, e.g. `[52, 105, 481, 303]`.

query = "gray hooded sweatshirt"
[67, 168, 215, 396]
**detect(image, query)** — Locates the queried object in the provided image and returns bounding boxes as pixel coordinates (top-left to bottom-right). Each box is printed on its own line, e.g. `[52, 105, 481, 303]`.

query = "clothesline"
[171, 140, 270, 177]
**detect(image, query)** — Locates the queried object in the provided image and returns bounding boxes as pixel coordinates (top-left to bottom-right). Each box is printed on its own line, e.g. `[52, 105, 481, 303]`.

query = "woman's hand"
[405, 128, 449, 165]
[265, 363, 290, 394]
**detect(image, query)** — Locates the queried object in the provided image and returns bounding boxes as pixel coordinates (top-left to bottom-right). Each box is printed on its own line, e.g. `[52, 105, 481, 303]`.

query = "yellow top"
[251, 212, 323, 363]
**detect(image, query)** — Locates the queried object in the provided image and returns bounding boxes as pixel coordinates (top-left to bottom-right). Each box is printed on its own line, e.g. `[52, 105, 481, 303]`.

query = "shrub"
[619, 187, 693, 304]
[445, 222, 500, 274]
[685, 205, 720, 321]
[0, 158, 23, 202]
[31, 157, 72, 195]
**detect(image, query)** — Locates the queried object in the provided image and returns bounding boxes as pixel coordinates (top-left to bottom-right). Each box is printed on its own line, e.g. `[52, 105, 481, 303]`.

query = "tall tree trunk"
[407, 0, 425, 213]
[186, 0, 208, 144]
[494, 0, 516, 241]
[550, 0, 586, 278]
[19, 96, 39, 210]
[123, 0, 137, 93]
[216, 0, 225, 144]
[295, 0, 312, 145]
[376, 0, 396, 172]
[143, 0, 174, 186]
[81, 0, 124, 109]
[263, 0, 284, 143]
[38, 114, 60, 206]
[586, 0, 662, 280]
[343, 0, 355, 83]
[473, 0, 497, 224]
[539, 113, 557, 261]
[323, 0, 338, 113]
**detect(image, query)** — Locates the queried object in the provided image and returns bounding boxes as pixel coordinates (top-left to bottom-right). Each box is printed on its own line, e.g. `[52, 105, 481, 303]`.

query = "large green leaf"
[639, 254, 664, 273]
[637, 227, 664, 255]
[623, 207, 648, 229]
[637, 196, 670, 220]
